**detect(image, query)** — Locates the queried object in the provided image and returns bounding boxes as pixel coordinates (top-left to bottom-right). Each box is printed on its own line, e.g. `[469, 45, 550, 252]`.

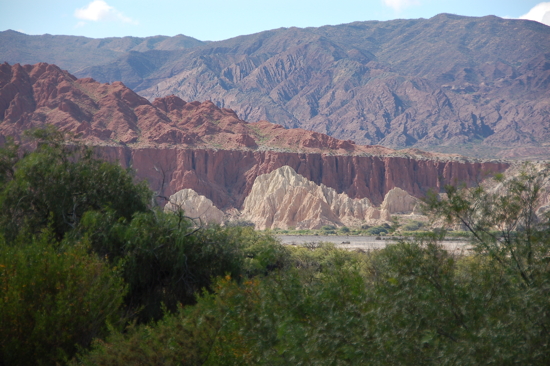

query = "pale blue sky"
[1, 0, 549, 41]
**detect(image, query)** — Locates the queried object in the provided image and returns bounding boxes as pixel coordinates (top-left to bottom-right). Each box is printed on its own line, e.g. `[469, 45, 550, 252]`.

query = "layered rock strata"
[240, 166, 385, 229]
[0, 62, 510, 213]
[163, 167, 423, 230]
[95, 146, 507, 211]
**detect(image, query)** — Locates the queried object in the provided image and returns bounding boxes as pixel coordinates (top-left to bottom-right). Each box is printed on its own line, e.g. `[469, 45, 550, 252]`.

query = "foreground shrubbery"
[75, 238, 550, 365]
[1, 129, 550, 365]
[0, 234, 126, 365]
[0, 129, 286, 365]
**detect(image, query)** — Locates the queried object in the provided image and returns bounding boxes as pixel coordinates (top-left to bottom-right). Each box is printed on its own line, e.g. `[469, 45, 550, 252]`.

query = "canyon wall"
[0, 62, 510, 213]
[97, 146, 509, 210]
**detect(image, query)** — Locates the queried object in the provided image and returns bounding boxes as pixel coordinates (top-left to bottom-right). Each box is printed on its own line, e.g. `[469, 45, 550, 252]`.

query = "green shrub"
[0, 128, 150, 242]
[80, 210, 289, 322]
[74, 247, 372, 365]
[401, 220, 424, 231]
[339, 226, 350, 233]
[0, 233, 126, 366]
[224, 219, 255, 227]
[366, 226, 388, 235]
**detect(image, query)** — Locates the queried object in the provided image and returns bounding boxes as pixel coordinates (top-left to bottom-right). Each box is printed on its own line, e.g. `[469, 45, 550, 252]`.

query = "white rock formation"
[241, 166, 415, 230]
[164, 188, 224, 224]
[380, 187, 420, 214]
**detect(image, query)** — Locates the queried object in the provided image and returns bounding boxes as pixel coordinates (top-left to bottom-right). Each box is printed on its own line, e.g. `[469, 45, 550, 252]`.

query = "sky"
[1, 0, 550, 41]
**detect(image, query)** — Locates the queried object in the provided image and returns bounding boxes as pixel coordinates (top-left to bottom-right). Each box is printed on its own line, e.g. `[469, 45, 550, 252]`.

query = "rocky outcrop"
[164, 189, 224, 224]
[93, 145, 509, 212]
[240, 166, 427, 229]
[240, 166, 377, 229]
[380, 187, 420, 214]
[163, 168, 422, 230]
[0, 62, 510, 216]
[0, 62, 408, 156]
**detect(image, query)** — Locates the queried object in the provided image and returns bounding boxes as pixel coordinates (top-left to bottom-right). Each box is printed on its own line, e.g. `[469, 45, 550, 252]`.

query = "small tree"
[418, 163, 550, 363]
[0, 127, 150, 242]
[425, 164, 550, 288]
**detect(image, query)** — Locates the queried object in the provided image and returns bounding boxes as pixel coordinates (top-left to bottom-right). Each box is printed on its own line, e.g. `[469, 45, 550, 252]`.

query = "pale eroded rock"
[164, 188, 224, 224]
[380, 187, 420, 214]
[241, 166, 414, 230]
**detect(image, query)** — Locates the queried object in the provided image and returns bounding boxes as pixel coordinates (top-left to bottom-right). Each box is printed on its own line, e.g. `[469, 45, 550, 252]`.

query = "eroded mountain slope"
[67, 15, 550, 158]
[0, 62, 509, 211]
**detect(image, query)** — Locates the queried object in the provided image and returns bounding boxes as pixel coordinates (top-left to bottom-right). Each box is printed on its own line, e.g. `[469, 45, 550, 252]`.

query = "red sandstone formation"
[0, 62, 509, 209]
[97, 146, 507, 209]
[0, 62, 400, 156]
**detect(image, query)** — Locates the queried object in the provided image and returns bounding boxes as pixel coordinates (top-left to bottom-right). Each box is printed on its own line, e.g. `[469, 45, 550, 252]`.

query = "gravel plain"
[277, 235, 471, 252]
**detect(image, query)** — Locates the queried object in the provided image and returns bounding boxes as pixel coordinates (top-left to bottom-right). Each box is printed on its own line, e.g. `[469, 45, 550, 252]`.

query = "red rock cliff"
[0, 62, 509, 208]
[97, 146, 508, 209]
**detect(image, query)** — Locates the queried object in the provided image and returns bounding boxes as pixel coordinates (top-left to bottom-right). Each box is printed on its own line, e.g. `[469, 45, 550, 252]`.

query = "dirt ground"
[277, 235, 470, 252]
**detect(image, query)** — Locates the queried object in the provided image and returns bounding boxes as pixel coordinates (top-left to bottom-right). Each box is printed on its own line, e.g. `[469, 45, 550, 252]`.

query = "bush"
[401, 220, 424, 231]
[366, 226, 388, 235]
[0, 233, 126, 365]
[0, 128, 150, 242]
[80, 209, 289, 322]
[339, 226, 350, 233]
[224, 219, 255, 227]
[74, 247, 372, 365]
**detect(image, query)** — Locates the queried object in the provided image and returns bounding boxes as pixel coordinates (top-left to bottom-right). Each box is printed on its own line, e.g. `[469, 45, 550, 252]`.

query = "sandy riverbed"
[276, 235, 470, 252]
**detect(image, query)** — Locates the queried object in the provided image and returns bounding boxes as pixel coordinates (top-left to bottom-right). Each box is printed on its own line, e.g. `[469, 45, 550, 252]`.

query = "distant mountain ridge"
[1, 14, 549, 158]
[0, 29, 204, 73]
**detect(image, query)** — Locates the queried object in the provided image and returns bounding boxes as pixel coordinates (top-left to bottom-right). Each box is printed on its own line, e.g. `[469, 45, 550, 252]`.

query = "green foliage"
[75, 165, 550, 365]
[80, 209, 289, 322]
[0, 128, 150, 242]
[417, 164, 550, 363]
[401, 220, 424, 231]
[0, 137, 18, 186]
[75, 246, 373, 365]
[224, 219, 255, 227]
[4, 129, 550, 365]
[366, 225, 389, 235]
[0, 232, 126, 366]
[338, 226, 350, 233]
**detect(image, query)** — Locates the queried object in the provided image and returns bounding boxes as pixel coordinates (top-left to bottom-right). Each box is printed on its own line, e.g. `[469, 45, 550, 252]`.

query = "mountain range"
[2, 14, 548, 159]
[0, 62, 507, 211]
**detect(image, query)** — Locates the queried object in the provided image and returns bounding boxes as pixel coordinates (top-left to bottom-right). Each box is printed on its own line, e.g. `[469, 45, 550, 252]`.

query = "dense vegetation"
[1, 129, 549, 365]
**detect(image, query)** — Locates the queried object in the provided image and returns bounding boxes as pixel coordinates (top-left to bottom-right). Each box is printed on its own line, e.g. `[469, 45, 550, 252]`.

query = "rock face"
[241, 166, 375, 229]
[380, 188, 420, 214]
[0, 62, 406, 156]
[164, 167, 421, 230]
[24, 14, 543, 159]
[95, 145, 508, 212]
[240, 166, 425, 229]
[164, 189, 224, 224]
[0, 62, 510, 216]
